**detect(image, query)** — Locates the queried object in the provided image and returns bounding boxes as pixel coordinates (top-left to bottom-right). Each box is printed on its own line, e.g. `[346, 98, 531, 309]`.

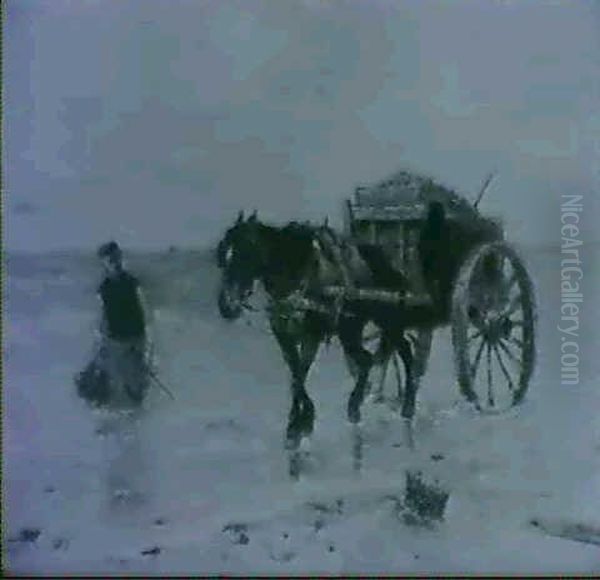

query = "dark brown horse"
[216, 211, 421, 475]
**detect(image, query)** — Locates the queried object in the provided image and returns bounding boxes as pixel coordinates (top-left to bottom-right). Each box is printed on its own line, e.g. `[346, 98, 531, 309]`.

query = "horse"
[216, 210, 422, 473]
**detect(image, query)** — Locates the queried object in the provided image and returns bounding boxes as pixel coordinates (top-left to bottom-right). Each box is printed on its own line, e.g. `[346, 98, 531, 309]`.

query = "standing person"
[94, 240, 151, 407]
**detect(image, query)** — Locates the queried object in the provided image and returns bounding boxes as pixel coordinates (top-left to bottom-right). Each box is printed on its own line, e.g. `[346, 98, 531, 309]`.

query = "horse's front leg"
[338, 318, 374, 471]
[339, 318, 373, 425]
[295, 327, 324, 432]
[270, 314, 321, 449]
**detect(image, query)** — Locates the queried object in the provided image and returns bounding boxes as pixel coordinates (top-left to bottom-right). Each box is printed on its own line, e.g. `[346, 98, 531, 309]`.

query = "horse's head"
[216, 210, 264, 320]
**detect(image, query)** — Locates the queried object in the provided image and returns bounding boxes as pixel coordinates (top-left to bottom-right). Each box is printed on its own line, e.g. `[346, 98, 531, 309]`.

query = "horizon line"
[5, 239, 600, 257]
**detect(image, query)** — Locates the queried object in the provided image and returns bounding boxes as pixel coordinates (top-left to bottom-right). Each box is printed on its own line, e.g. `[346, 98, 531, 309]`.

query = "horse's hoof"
[300, 417, 315, 437]
[367, 391, 385, 405]
[401, 401, 416, 420]
[288, 452, 302, 480]
[388, 397, 402, 412]
[402, 419, 416, 450]
[285, 430, 301, 451]
[374, 393, 386, 404]
[347, 405, 361, 424]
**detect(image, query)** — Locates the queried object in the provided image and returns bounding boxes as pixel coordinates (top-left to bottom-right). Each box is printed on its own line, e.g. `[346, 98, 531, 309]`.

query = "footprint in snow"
[52, 538, 70, 551]
[204, 418, 247, 435]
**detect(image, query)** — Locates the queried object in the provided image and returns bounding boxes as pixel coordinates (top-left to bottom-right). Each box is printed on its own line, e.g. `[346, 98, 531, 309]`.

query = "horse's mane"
[259, 221, 316, 280]
[280, 220, 316, 240]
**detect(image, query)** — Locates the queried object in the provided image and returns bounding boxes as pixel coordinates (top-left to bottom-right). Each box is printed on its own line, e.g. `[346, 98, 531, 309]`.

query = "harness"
[264, 227, 355, 334]
[311, 228, 355, 327]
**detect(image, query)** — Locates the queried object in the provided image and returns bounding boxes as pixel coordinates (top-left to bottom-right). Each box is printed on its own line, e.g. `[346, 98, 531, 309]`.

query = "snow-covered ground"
[4, 245, 600, 574]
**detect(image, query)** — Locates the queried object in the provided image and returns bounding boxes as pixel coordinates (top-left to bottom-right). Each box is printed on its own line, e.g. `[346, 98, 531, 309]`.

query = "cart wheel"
[362, 322, 433, 404]
[451, 242, 536, 413]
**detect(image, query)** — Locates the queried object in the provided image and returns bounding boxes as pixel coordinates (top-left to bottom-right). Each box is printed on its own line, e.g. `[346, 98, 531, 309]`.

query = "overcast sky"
[5, 0, 599, 252]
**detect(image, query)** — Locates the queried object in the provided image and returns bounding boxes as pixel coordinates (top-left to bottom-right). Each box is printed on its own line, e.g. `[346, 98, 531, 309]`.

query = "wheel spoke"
[486, 342, 495, 407]
[497, 338, 519, 365]
[503, 293, 522, 318]
[468, 328, 484, 343]
[499, 271, 519, 308]
[375, 355, 390, 398]
[501, 255, 513, 279]
[392, 351, 402, 385]
[373, 342, 389, 364]
[507, 335, 524, 350]
[470, 337, 486, 381]
[493, 343, 515, 392]
[503, 271, 519, 294]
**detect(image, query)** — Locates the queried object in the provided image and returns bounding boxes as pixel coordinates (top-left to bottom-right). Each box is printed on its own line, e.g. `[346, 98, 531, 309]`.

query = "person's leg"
[122, 339, 149, 404]
[108, 340, 133, 406]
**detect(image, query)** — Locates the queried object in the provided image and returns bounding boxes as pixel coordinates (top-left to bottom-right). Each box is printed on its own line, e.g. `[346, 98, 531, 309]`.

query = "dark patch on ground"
[205, 418, 247, 435]
[403, 471, 449, 527]
[52, 538, 69, 551]
[307, 498, 345, 532]
[222, 523, 250, 545]
[9, 528, 41, 544]
[307, 498, 344, 516]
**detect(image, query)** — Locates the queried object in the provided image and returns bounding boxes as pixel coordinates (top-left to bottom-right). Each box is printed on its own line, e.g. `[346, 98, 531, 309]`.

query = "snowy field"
[4, 245, 600, 574]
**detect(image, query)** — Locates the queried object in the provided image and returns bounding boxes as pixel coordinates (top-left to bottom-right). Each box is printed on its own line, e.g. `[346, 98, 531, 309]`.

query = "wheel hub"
[481, 313, 513, 343]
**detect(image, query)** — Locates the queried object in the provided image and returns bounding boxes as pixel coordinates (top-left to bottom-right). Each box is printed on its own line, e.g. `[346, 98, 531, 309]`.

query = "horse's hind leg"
[396, 334, 416, 419]
[395, 333, 417, 449]
[372, 333, 394, 403]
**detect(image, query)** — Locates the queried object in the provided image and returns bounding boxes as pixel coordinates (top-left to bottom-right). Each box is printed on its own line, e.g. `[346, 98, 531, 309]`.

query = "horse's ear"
[248, 210, 258, 223]
[323, 216, 329, 227]
[236, 210, 245, 224]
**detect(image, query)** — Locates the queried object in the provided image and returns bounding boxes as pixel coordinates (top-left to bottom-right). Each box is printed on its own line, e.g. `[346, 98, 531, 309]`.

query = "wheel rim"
[453, 243, 536, 413]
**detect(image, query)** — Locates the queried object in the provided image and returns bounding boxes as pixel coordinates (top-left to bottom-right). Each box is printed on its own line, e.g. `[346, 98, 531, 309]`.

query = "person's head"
[97, 241, 123, 276]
